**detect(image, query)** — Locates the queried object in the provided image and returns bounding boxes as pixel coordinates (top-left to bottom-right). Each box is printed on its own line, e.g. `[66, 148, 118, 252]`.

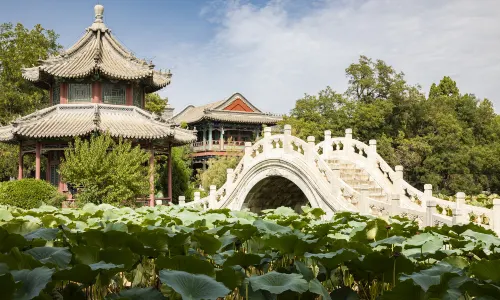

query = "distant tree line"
[281, 56, 499, 195]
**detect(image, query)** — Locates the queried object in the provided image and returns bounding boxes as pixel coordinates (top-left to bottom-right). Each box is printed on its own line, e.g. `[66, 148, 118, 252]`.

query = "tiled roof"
[22, 5, 171, 92]
[0, 104, 196, 145]
[172, 93, 282, 125]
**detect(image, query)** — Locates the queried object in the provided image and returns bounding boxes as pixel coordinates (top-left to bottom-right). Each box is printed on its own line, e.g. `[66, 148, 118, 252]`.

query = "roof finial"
[94, 4, 104, 23]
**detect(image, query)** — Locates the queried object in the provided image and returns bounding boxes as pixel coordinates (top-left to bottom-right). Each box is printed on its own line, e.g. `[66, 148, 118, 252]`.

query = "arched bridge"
[184, 125, 500, 234]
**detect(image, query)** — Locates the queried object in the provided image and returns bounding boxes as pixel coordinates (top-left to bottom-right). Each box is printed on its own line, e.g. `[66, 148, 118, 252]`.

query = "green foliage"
[0, 179, 62, 209]
[144, 93, 166, 115]
[1, 205, 500, 299]
[197, 155, 240, 190]
[158, 146, 193, 203]
[283, 55, 500, 195]
[0, 23, 61, 181]
[59, 134, 150, 206]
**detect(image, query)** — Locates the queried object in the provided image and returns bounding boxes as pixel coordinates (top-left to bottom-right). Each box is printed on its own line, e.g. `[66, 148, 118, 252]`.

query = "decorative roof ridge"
[12, 105, 58, 126]
[213, 92, 262, 113]
[206, 109, 283, 117]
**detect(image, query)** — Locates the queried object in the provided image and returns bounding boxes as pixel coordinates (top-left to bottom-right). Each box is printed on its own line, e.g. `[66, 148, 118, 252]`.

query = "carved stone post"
[209, 185, 217, 209]
[368, 139, 377, 165]
[344, 128, 353, 157]
[306, 136, 315, 164]
[263, 127, 272, 153]
[194, 192, 200, 202]
[323, 130, 332, 157]
[283, 124, 292, 154]
[178, 196, 186, 207]
[226, 169, 234, 189]
[390, 194, 400, 216]
[456, 192, 465, 209]
[423, 184, 432, 207]
[394, 165, 404, 195]
[359, 184, 370, 214]
[244, 142, 252, 169]
[425, 200, 436, 227]
[493, 199, 500, 234]
[452, 206, 463, 226]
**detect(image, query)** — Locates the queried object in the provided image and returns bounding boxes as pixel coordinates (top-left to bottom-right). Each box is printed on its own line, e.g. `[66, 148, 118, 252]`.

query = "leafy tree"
[198, 155, 240, 190]
[0, 23, 61, 180]
[145, 93, 167, 115]
[282, 55, 500, 195]
[59, 133, 150, 206]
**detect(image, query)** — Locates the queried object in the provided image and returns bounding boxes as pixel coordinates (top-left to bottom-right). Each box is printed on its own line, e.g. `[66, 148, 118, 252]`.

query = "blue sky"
[2, 0, 500, 114]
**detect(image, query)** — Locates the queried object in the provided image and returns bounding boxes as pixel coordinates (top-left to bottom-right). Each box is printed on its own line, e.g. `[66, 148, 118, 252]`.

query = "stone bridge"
[183, 125, 500, 234]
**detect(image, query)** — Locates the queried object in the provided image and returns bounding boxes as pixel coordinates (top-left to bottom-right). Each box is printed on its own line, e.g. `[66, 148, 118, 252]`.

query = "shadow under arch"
[242, 176, 308, 213]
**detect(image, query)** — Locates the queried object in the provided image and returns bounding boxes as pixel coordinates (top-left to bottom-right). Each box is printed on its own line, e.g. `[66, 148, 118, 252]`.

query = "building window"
[68, 83, 91, 103]
[102, 83, 126, 105]
[133, 87, 143, 108]
[50, 165, 59, 186]
[52, 84, 60, 105]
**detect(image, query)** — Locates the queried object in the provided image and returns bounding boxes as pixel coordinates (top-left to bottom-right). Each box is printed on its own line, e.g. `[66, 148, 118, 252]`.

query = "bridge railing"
[176, 124, 500, 234]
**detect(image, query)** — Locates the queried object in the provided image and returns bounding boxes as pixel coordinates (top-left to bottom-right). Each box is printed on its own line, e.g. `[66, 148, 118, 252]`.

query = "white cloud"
[155, 0, 500, 114]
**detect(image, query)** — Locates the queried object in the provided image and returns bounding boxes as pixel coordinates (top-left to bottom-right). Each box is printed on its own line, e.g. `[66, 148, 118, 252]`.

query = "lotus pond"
[1, 204, 500, 300]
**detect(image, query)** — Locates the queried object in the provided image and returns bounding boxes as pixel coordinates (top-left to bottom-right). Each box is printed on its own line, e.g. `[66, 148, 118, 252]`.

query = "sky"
[2, 0, 500, 114]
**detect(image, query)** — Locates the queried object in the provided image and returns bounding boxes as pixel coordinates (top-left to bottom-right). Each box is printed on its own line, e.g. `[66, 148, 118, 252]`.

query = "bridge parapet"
[181, 125, 500, 235]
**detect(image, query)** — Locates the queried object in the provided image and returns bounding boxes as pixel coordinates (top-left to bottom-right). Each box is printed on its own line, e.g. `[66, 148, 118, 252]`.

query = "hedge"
[0, 179, 64, 209]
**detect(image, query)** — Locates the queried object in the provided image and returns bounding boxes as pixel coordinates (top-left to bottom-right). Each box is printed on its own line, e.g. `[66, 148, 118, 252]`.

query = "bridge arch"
[220, 157, 338, 216]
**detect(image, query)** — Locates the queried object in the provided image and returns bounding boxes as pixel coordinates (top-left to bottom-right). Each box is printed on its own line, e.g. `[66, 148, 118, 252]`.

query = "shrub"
[0, 179, 62, 209]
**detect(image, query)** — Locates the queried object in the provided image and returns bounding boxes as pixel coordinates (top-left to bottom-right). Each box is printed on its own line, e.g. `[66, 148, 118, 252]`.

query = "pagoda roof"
[0, 104, 196, 145]
[21, 5, 171, 93]
[172, 93, 282, 125]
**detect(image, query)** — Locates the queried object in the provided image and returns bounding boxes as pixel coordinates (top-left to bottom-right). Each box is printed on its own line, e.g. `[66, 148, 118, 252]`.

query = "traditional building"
[172, 93, 281, 170]
[0, 5, 196, 206]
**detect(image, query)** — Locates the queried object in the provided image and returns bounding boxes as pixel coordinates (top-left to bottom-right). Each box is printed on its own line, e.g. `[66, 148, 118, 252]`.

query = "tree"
[145, 93, 167, 115]
[0, 23, 61, 180]
[0, 23, 61, 124]
[283, 55, 500, 195]
[158, 145, 194, 203]
[59, 133, 150, 206]
[197, 155, 240, 190]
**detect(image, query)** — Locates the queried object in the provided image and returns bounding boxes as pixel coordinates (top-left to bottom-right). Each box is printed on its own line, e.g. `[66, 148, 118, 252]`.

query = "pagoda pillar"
[208, 124, 213, 150]
[149, 143, 155, 207]
[92, 82, 102, 103]
[125, 85, 133, 106]
[220, 126, 224, 151]
[167, 143, 173, 203]
[18, 142, 23, 180]
[35, 142, 41, 180]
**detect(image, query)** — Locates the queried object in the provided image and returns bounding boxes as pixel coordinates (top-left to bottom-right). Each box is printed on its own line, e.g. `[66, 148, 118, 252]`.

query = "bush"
[0, 179, 63, 209]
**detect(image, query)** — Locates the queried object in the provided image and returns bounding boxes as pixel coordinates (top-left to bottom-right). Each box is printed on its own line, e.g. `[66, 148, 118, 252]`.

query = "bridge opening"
[242, 176, 308, 213]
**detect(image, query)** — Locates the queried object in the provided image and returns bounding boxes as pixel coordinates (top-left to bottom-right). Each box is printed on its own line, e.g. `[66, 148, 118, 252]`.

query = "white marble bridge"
[182, 125, 500, 234]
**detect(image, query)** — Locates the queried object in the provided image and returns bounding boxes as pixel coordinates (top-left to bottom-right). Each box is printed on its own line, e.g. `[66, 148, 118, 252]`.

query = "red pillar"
[167, 143, 173, 203]
[35, 142, 41, 180]
[92, 82, 101, 103]
[18, 142, 23, 180]
[149, 143, 155, 207]
[125, 85, 133, 106]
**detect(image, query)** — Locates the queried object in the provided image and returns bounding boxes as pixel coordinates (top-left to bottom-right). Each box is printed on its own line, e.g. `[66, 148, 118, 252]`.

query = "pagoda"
[0, 5, 196, 206]
[172, 93, 281, 171]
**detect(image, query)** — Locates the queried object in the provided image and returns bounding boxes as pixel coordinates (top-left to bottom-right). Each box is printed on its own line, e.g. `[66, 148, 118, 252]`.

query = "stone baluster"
[390, 194, 400, 216]
[368, 139, 377, 165]
[209, 185, 217, 209]
[452, 205, 463, 226]
[306, 136, 315, 164]
[425, 200, 436, 227]
[359, 184, 370, 214]
[244, 142, 252, 169]
[344, 128, 353, 158]
[455, 192, 467, 224]
[263, 127, 272, 153]
[423, 184, 432, 207]
[226, 168, 234, 189]
[493, 199, 500, 234]
[323, 130, 332, 157]
[283, 124, 292, 154]
[194, 192, 200, 202]
[178, 196, 185, 207]
[393, 165, 404, 195]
